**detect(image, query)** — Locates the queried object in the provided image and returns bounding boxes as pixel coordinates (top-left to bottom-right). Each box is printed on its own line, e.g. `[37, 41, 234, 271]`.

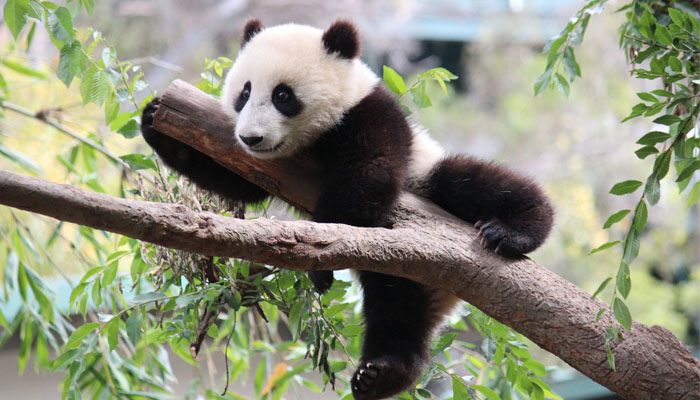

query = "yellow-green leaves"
[383, 66, 408, 95]
[4, 0, 31, 40]
[382, 66, 458, 111]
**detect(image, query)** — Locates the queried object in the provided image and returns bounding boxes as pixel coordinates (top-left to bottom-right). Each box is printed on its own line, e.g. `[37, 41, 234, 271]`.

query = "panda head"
[221, 18, 379, 159]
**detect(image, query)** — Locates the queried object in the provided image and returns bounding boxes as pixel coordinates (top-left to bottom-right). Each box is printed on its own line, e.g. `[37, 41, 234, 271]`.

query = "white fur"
[222, 23, 379, 159]
[407, 122, 444, 181]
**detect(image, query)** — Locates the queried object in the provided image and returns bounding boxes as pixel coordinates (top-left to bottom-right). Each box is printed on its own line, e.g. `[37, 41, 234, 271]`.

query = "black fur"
[140, 98, 268, 204]
[140, 20, 554, 400]
[422, 156, 553, 256]
[241, 18, 263, 47]
[233, 81, 250, 112]
[322, 19, 360, 59]
[271, 83, 303, 117]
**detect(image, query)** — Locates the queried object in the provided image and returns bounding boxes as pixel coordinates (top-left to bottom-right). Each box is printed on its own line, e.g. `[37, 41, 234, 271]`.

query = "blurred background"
[0, 0, 698, 399]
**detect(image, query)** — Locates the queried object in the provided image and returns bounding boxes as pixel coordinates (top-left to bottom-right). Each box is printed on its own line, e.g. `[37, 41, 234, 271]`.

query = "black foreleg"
[140, 98, 269, 204]
[424, 155, 554, 256]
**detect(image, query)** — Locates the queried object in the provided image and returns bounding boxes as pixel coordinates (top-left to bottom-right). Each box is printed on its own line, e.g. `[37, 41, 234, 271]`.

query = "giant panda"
[140, 18, 554, 400]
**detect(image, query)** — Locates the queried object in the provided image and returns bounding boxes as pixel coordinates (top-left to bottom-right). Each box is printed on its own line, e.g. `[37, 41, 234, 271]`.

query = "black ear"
[241, 18, 264, 47]
[322, 20, 360, 59]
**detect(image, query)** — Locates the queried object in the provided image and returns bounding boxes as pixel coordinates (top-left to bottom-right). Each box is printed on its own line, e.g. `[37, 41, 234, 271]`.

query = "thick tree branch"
[1, 80, 698, 399]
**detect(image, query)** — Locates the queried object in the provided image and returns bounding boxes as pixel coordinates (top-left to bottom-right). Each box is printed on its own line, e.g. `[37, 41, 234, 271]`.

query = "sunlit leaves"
[47, 7, 75, 43]
[4, 0, 31, 40]
[65, 323, 100, 350]
[383, 66, 458, 110]
[57, 41, 86, 87]
[383, 66, 408, 95]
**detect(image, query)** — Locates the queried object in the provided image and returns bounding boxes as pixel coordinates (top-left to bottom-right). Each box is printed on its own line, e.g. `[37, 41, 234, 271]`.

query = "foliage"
[0, 2, 555, 400]
[538, 0, 700, 369]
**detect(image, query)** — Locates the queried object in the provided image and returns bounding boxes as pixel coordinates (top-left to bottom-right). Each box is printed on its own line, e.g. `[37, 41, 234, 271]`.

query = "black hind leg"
[423, 155, 554, 256]
[351, 272, 453, 400]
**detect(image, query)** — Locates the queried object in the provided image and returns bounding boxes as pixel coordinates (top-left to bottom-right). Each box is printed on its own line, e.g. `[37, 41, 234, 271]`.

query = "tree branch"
[0, 80, 698, 399]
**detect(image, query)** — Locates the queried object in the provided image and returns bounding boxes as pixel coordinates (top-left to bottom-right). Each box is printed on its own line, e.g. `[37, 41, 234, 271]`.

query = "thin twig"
[623, 34, 700, 54]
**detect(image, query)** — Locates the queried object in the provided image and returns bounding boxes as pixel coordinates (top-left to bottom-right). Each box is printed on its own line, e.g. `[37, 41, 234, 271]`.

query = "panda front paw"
[307, 271, 333, 293]
[140, 97, 162, 142]
[475, 219, 528, 257]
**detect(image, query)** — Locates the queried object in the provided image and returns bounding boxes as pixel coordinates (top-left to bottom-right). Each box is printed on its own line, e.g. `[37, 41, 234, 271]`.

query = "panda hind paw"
[475, 219, 527, 257]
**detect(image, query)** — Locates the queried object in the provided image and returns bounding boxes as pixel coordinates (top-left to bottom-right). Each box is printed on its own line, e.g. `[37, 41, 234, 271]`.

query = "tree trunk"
[1, 79, 698, 399]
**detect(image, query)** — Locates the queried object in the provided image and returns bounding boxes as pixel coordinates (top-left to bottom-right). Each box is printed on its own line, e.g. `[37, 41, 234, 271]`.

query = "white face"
[221, 23, 379, 159]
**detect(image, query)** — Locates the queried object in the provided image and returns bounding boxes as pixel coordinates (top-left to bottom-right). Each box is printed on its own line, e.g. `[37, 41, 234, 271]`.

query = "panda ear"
[322, 20, 360, 59]
[241, 18, 264, 47]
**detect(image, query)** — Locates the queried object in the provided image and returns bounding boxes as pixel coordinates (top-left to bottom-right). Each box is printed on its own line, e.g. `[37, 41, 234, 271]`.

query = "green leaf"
[676, 160, 700, 182]
[622, 228, 640, 266]
[650, 89, 674, 98]
[644, 174, 661, 205]
[636, 92, 657, 103]
[382, 66, 407, 95]
[101, 47, 116, 68]
[451, 376, 470, 400]
[602, 209, 630, 229]
[431, 332, 457, 357]
[554, 72, 570, 97]
[653, 114, 681, 125]
[605, 339, 616, 371]
[654, 25, 672, 46]
[4, 0, 30, 40]
[288, 302, 303, 342]
[654, 151, 672, 180]
[341, 324, 363, 337]
[635, 145, 659, 159]
[688, 182, 700, 207]
[613, 297, 632, 330]
[589, 240, 620, 255]
[1, 59, 48, 79]
[591, 277, 612, 298]
[47, 7, 75, 43]
[91, 71, 113, 106]
[668, 8, 684, 26]
[609, 180, 642, 195]
[522, 360, 547, 377]
[595, 308, 606, 322]
[116, 119, 140, 139]
[106, 318, 119, 351]
[81, 0, 95, 15]
[534, 67, 553, 96]
[0, 144, 43, 175]
[410, 81, 432, 108]
[65, 323, 100, 349]
[636, 131, 670, 145]
[126, 311, 142, 344]
[562, 46, 581, 79]
[633, 200, 647, 234]
[616, 262, 631, 298]
[0, 307, 9, 330]
[668, 56, 682, 72]
[57, 41, 85, 87]
[102, 261, 118, 286]
[120, 154, 157, 171]
[471, 384, 501, 400]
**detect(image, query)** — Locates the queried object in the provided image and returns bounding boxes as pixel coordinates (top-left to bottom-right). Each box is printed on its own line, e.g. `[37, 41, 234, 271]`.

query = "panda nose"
[240, 135, 263, 146]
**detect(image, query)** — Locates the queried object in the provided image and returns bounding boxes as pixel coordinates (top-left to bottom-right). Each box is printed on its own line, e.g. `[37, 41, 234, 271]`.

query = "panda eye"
[275, 89, 289, 103]
[234, 81, 251, 112]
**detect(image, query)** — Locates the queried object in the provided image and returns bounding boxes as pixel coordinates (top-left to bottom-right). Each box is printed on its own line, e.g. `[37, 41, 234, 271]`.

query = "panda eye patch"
[234, 81, 251, 112]
[271, 83, 303, 117]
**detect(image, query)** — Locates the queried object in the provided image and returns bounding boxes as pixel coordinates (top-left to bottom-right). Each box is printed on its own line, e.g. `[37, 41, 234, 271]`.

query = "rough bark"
[1, 80, 698, 399]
